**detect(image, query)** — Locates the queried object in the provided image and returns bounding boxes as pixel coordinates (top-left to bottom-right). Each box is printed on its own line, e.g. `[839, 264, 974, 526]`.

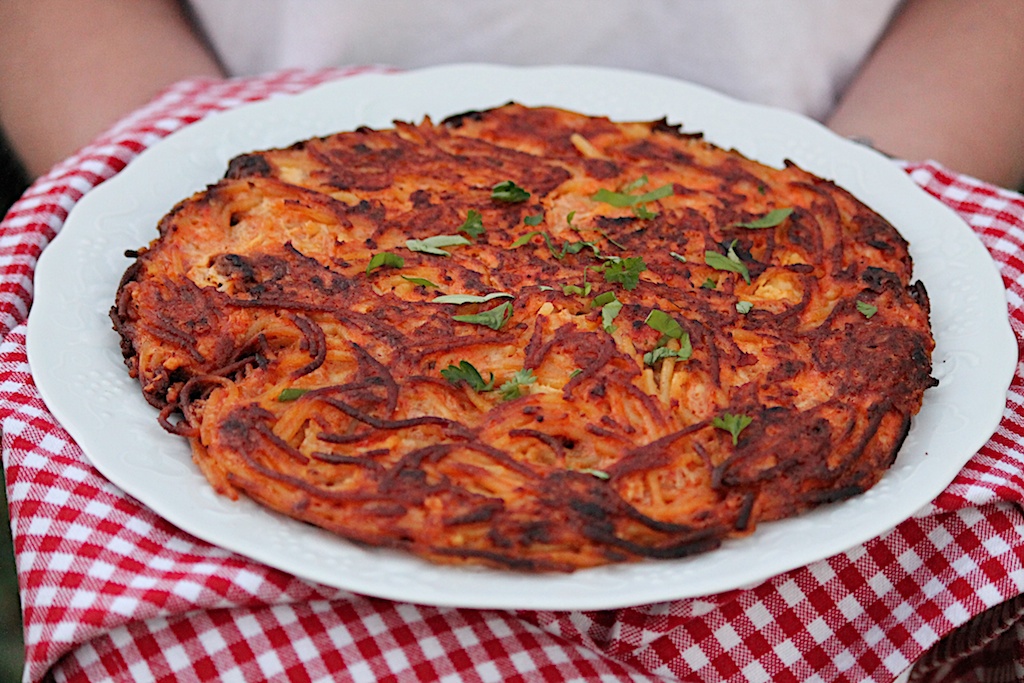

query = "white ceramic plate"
[28, 65, 1016, 610]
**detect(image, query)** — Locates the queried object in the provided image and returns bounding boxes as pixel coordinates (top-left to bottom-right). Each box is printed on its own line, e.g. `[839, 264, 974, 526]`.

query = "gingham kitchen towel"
[3, 68, 1023, 683]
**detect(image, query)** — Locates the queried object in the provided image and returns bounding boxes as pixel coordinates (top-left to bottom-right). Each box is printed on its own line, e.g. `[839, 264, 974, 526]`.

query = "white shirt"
[188, 0, 903, 120]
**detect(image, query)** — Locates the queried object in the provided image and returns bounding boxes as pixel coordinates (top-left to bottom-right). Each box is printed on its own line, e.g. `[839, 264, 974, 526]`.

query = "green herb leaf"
[499, 368, 537, 400]
[736, 300, 753, 314]
[642, 326, 693, 364]
[432, 292, 513, 305]
[591, 187, 636, 208]
[598, 228, 627, 250]
[620, 175, 649, 193]
[643, 347, 673, 366]
[559, 239, 599, 258]
[603, 256, 646, 290]
[857, 300, 878, 318]
[406, 234, 472, 256]
[579, 468, 611, 480]
[600, 295, 623, 333]
[452, 301, 513, 330]
[524, 212, 544, 226]
[561, 282, 593, 297]
[642, 340, 693, 366]
[510, 231, 565, 257]
[705, 246, 751, 284]
[492, 180, 531, 203]
[458, 209, 485, 238]
[712, 412, 753, 446]
[277, 388, 310, 402]
[591, 177, 674, 219]
[644, 309, 684, 339]
[591, 182, 673, 209]
[734, 207, 794, 229]
[635, 185, 674, 202]
[701, 277, 717, 290]
[511, 231, 598, 262]
[441, 360, 495, 392]
[670, 251, 687, 263]
[366, 251, 404, 275]
[566, 210, 578, 230]
[510, 231, 545, 249]
[400, 275, 440, 288]
[633, 204, 657, 220]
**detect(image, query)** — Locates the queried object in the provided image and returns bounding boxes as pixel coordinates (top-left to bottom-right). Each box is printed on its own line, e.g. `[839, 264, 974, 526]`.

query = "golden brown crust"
[111, 104, 936, 571]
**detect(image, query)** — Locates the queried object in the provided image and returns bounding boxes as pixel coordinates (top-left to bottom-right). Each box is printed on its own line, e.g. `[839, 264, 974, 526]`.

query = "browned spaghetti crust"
[111, 104, 935, 571]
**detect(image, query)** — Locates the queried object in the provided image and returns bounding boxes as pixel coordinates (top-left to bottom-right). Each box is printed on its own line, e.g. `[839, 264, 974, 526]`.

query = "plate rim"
[26, 63, 1017, 610]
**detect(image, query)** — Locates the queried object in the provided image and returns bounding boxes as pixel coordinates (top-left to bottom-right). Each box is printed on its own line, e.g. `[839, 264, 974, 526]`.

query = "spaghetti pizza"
[111, 104, 935, 571]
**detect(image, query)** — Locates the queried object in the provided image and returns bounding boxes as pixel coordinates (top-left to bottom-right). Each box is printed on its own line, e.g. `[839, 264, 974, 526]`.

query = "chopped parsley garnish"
[441, 360, 495, 392]
[432, 292, 513, 305]
[857, 300, 878, 318]
[620, 176, 648, 193]
[598, 228, 627, 250]
[705, 241, 751, 284]
[633, 204, 658, 220]
[670, 251, 687, 263]
[602, 256, 646, 290]
[400, 275, 440, 288]
[510, 230, 550, 249]
[277, 388, 310, 402]
[492, 180, 531, 203]
[643, 309, 692, 364]
[734, 207, 794, 229]
[712, 412, 753, 446]
[499, 368, 537, 400]
[566, 210, 579, 230]
[524, 212, 544, 226]
[591, 176, 674, 218]
[406, 234, 472, 256]
[644, 309, 684, 339]
[511, 231, 599, 261]
[458, 209, 485, 238]
[452, 301, 513, 330]
[366, 251, 405, 275]
[597, 292, 622, 333]
[642, 344, 692, 366]
[736, 300, 753, 314]
[561, 282, 593, 297]
[579, 468, 611, 480]
[561, 239, 599, 257]
[701, 277, 717, 290]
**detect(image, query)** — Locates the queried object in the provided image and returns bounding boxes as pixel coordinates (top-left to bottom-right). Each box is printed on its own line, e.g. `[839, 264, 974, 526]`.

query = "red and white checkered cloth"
[3, 68, 1024, 683]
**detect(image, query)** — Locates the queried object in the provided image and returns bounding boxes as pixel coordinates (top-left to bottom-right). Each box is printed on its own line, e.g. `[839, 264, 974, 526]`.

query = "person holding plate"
[0, 0, 1022, 189]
